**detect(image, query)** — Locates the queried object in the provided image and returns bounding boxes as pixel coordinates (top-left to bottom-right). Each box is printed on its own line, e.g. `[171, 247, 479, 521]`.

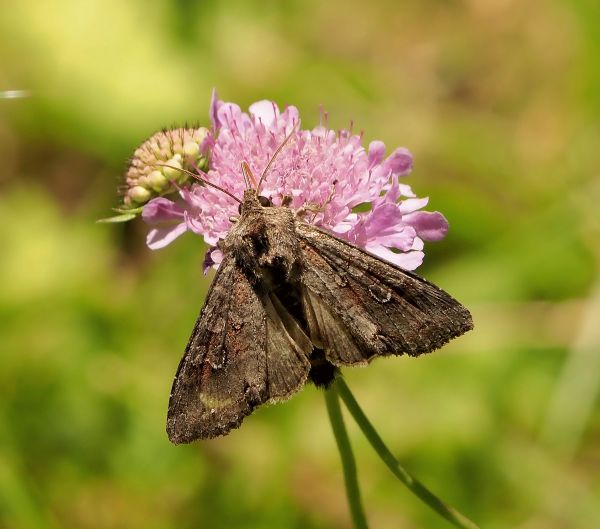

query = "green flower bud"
[163, 156, 183, 179]
[193, 128, 209, 143]
[197, 156, 209, 172]
[148, 170, 168, 192]
[129, 186, 151, 203]
[196, 156, 208, 172]
[183, 141, 200, 157]
[172, 140, 183, 155]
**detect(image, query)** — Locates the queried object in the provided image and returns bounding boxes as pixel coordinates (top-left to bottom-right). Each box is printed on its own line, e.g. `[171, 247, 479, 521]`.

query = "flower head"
[142, 93, 448, 271]
[99, 128, 210, 224]
[124, 127, 210, 206]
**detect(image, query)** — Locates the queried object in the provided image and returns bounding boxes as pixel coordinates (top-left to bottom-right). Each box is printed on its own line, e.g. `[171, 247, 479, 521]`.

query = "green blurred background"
[1, 1, 599, 528]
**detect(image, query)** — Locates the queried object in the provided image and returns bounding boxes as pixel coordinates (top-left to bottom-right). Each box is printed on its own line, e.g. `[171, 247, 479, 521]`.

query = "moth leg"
[296, 180, 338, 222]
[295, 203, 323, 220]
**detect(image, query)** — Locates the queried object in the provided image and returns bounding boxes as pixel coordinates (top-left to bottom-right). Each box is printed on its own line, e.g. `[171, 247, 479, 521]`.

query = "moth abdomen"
[307, 348, 339, 388]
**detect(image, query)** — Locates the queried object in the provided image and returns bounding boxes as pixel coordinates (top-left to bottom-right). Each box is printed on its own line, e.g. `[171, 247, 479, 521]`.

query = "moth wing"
[167, 256, 310, 443]
[296, 222, 473, 366]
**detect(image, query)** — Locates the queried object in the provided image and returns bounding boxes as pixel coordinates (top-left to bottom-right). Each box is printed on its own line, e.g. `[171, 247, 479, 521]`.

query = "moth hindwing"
[166, 189, 473, 443]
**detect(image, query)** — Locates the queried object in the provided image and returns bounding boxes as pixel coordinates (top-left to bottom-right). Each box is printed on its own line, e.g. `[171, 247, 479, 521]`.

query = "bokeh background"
[1, 1, 599, 528]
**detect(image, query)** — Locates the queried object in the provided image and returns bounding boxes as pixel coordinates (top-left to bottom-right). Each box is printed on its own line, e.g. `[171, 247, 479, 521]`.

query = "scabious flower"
[141, 92, 448, 271]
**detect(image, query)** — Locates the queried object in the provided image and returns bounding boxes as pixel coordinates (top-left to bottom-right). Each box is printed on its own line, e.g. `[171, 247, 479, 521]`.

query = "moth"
[167, 154, 473, 444]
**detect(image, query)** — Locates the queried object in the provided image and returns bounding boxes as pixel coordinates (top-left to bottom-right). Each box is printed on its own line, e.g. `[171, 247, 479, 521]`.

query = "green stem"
[324, 384, 369, 529]
[336, 377, 482, 529]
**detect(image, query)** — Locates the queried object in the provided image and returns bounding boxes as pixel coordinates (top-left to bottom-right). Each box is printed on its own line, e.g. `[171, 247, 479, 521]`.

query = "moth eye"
[237, 203, 243, 214]
[258, 196, 273, 207]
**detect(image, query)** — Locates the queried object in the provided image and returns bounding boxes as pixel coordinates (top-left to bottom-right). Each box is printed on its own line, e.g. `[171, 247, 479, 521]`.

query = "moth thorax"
[259, 256, 302, 293]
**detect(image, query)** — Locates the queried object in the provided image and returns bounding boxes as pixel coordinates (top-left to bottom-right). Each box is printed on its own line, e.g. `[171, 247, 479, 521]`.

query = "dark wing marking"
[296, 222, 473, 366]
[167, 256, 311, 443]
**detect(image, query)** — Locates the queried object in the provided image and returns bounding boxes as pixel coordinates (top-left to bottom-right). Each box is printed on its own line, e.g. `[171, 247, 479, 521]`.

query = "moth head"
[238, 189, 273, 214]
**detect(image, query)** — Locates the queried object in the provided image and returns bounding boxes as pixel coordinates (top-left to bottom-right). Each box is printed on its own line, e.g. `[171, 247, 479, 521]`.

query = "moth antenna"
[241, 161, 258, 190]
[257, 123, 298, 192]
[154, 163, 242, 205]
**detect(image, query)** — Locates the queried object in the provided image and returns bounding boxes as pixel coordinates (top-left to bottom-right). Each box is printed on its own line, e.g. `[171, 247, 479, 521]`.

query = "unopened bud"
[197, 156, 208, 172]
[163, 156, 183, 179]
[183, 141, 200, 157]
[129, 186, 151, 203]
[111, 126, 211, 220]
[193, 127, 209, 143]
[148, 170, 168, 191]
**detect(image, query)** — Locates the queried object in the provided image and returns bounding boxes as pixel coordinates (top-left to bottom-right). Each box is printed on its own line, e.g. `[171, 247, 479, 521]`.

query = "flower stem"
[324, 384, 369, 529]
[336, 377, 482, 529]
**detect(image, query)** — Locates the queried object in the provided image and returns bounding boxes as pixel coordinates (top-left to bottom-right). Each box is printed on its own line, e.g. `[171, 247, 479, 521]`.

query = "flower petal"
[363, 203, 402, 234]
[210, 88, 221, 130]
[398, 183, 416, 198]
[398, 197, 429, 214]
[411, 236, 425, 251]
[146, 222, 188, 249]
[391, 250, 424, 270]
[202, 247, 225, 274]
[368, 140, 386, 168]
[403, 211, 449, 241]
[249, 100, 279, 126]
[363, 244, 423, 270]
[379, 226, 417, 252]
[142, 198, 184, 224]
[382, 147, 413, 176]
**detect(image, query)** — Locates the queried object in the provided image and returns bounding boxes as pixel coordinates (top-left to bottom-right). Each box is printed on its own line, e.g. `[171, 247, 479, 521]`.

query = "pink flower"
[142, 92, 448, 272]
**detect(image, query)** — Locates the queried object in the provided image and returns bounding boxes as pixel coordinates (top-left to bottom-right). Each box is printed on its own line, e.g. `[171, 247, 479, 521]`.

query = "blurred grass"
[1, 0, 599, 528]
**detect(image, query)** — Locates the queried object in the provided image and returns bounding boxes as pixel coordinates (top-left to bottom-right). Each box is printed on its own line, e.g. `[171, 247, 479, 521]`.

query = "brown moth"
[166, 161, 473, 443]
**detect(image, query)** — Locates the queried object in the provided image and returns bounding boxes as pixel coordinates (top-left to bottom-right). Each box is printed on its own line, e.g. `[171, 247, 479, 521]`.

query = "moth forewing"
[167, 191, 310, 442]
[295, 221, 473, 361]
[166, 257, 267, 443]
